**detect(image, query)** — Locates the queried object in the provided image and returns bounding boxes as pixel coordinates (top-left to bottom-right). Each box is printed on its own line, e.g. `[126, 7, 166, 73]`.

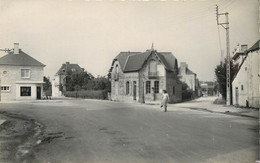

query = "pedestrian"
[161, 90, 169, 112]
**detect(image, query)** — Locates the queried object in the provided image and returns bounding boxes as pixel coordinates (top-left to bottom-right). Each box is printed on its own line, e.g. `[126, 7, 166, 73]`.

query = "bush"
[182, 90, 193, 101]
[64, 90, 108, 100]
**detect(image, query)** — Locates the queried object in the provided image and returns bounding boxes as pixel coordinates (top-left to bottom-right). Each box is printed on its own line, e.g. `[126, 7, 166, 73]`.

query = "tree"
[214, 59, 238, 100]
[65, 71, 94, 91]
[43, 76, 52, 97]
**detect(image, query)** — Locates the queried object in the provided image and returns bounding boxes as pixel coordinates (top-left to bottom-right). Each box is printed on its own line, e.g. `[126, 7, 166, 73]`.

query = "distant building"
[52, 62, 84, 97]
[0, 43, 45, 101]
[200, 81, 217, 96]
[232, 40, 260, 108]
[232, 44, 248, 65]
[178, 62, 200, 97]
[109, 49, 182, 103]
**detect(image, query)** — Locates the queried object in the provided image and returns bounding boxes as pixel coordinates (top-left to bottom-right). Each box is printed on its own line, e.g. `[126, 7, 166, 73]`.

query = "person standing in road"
[161, 90, 169, 112]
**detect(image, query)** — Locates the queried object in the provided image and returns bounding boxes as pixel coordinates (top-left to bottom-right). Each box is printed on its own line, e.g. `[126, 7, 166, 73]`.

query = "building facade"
[109, 49, 182, 104]
[178, 62, 200, 97]
[200, 81, 218, 96]
[0, 43, 45, 101]
[52, 62, 84, 97]
[232, 40, 260, 108]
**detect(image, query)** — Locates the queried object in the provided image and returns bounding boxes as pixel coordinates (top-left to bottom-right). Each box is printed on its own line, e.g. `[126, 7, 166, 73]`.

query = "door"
[235, 87, 239, 105]
[133, 81, 136, 100]
[37, 87, 41, 100]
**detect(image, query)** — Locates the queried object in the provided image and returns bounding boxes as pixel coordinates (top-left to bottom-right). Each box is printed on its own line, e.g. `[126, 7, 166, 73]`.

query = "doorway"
[133, 81, 136, 100]
[235, 87, 238, 105]
[37, 87, 41, 100]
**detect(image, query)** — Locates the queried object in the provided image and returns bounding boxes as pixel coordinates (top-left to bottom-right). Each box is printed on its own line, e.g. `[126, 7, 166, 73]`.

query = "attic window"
[62, 69, 65, 73]
[116, 65, 119, 74]
[72, 68, 76, 72]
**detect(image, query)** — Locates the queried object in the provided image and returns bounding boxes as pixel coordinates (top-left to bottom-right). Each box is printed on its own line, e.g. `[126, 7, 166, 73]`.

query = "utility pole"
[216, 5, 231, 105]
[0, 48, 11, 102]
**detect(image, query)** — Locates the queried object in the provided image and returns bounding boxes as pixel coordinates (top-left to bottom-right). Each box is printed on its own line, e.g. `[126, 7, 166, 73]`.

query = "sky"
[0, 0, 259, 81]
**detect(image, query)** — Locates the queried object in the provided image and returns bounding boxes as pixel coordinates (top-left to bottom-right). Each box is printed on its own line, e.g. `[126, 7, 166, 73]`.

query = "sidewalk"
[0, 99, 63, 104]
[169, 96, 259, 119]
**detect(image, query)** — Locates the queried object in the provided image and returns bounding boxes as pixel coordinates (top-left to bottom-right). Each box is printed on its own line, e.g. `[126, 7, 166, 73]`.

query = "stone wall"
[166, 70, 182, 103]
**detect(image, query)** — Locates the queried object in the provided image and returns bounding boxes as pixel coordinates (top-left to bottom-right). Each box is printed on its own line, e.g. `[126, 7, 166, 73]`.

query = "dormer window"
[114, 65, 119, 81]
[21, 69, 31, 78]
[116, 65, 119, 74]
[149, 60, 158, 78]
[150, 60, 157, 74]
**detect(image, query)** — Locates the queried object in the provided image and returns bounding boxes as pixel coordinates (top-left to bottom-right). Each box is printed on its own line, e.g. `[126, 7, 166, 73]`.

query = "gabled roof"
[247, 40, 260, 53]
[157, 52, 177, 71]
[232, 52, 245, 60]
[124, 51, 151, 72]
[111, 50, 178, 73]
[55, 62, 83, 75]
[0, 50, 45, 66]
[115, 52, 140, 69]
[232, 39, 259, 82]
[186, 68, 196, 75]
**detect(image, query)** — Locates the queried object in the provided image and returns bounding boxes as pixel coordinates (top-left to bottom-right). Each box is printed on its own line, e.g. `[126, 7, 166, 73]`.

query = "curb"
[185, 107, 258, 119]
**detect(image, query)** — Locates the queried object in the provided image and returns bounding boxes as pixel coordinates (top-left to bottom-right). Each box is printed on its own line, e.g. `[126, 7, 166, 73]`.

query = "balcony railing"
[149, 71, 158, 78]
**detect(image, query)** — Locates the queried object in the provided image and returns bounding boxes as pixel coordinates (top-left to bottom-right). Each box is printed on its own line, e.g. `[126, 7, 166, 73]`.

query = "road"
[0, 97, 258, 163]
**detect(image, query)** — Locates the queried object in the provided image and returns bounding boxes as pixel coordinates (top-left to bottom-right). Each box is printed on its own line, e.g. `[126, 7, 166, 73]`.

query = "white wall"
[232, 50, 260, 108]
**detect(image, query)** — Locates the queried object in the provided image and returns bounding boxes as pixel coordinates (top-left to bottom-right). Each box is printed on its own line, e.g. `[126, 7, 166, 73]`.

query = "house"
[0, 43, 45, 101]
[232, 44, 248, 65]
[232, 40, 260, 108]
[52, 62, 84, 97]
[178, 62, 200, 97]
[200, 81, 218, 96]
[109, 49, 182, 103]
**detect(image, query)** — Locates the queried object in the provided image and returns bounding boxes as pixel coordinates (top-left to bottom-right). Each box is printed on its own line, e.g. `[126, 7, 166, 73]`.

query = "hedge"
[64, 90, 108, 100]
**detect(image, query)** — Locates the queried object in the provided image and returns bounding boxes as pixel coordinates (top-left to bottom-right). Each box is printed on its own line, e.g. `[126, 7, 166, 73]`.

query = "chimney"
[66, 62, 70, 65]
[180, 62, 187, 74]
[14, 43, 19, 54]
[241, 44, 248, 52]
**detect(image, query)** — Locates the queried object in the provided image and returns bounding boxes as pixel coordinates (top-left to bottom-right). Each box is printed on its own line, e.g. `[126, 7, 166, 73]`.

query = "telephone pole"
[216, 4, 231, 105]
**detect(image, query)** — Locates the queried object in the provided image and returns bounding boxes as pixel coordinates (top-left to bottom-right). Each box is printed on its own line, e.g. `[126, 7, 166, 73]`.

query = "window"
[173, 86, 175, 95]
[241, 85, 244, 91]
[21, 69, 30, 78]
[149, 60, 157, 76]
[116, 65, 119, 74]
[146, 81, 151, 94]
[126, 81, 129, 95]
[20, 87, 31, 96]
[114, 65, 119, 80]
[1, 86, 10, 92]
[154, 81, 159, 93]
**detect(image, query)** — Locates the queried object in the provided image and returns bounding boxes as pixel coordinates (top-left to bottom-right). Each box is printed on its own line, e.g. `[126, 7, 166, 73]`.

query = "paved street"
[0, 97, 258, 163]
